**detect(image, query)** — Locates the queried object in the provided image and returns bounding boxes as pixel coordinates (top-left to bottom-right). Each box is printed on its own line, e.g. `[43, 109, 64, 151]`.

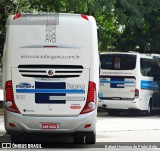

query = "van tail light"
[9, 123, 16, 127]
[135, 89, 139, 98]
[80, 81, 96, 114]
[84, 124, 91, 128]
[5, 81, 20, 114]
[13, 14, 21, 20]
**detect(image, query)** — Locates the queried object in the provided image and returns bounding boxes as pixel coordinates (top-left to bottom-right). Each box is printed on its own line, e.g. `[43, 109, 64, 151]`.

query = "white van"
[99, 52, 160, 115]
[3, 13, 99, 144]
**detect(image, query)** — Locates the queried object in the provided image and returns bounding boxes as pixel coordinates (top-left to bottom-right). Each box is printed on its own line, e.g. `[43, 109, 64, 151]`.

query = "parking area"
[0, 109, 160, 143]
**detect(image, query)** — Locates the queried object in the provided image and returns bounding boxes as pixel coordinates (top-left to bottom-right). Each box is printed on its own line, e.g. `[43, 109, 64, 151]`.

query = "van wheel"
[73, 135, 85, 144]
[86, 133, 96, 144]
[107, 109, 120, 116]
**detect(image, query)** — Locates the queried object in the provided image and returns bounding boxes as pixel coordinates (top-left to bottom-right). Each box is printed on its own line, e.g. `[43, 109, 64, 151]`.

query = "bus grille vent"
[18, 65, 83, 78]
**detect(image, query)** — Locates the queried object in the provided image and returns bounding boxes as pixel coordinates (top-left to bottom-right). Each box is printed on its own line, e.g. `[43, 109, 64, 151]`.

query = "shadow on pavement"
[0, 133, 97, 148]
[97, 108, 160, 118]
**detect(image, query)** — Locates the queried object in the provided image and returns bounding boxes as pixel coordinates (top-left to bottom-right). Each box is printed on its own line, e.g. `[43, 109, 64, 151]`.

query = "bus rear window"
[100, 54, 137, 70]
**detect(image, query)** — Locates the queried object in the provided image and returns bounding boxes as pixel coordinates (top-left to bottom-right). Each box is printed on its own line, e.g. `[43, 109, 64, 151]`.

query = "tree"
[1, 0, 160, 54]
[114, 0, 160, 52]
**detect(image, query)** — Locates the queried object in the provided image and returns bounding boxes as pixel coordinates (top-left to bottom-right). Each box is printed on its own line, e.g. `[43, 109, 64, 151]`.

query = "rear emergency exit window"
[100, 54, 137, 70]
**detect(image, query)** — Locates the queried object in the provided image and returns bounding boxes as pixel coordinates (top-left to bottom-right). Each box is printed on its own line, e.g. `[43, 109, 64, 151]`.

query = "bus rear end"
[3, 14, 99, 144]
[99, 53, 139, 115]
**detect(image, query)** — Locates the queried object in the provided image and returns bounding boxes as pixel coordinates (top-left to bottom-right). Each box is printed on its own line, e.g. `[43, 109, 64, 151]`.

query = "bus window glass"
[100, 54, 137, 70]
[140, 58, 153, 77]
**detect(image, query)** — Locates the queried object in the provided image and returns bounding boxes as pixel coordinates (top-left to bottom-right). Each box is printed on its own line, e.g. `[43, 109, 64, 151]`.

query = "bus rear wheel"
[146, 101, 153, 116]
[85, 133, 96, 144]
[73, 135, 85, 144]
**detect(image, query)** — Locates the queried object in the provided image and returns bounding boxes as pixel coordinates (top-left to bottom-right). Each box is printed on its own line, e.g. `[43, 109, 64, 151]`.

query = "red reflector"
[84, 124, 91, 128]
[9, 123, 16, 127]
[13, 14, 21, 20]
[81, 14, 88, 20]
[70, 106, 81, 109]
[43, 46, 58, 48]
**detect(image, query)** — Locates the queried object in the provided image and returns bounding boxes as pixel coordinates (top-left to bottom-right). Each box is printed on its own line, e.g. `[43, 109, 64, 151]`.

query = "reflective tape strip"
[49, 96, 85, 101]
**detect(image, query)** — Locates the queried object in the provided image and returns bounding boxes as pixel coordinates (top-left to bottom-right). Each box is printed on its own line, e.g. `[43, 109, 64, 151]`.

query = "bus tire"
[146, 100, 153, 116]
[73, 135, 85, 144]
[86, 133, 96, 144]
[107, 109, 120, 116]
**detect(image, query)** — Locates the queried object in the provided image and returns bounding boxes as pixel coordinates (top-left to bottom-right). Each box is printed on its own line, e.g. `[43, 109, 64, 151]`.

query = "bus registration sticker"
[114, 58, 121, 69]
[41, 123, 60, 129]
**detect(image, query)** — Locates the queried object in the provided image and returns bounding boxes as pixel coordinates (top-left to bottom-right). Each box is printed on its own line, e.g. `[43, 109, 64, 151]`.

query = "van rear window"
[100, 54, 137, 70]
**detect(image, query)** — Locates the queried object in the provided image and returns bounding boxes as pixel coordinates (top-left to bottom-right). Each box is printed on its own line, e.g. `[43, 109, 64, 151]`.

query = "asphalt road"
[0, 110, 160, 150]
[97, 111, 160, 142]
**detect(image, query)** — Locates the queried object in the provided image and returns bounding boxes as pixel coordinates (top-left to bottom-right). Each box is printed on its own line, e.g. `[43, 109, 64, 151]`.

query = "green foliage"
[0, 0, 33, 55]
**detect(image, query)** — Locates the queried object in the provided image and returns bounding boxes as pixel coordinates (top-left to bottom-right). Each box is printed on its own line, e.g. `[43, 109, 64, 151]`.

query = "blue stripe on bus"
[100, 80, 134, 84]
[16, 89, 85, 93]
[141, 80, 160, 90]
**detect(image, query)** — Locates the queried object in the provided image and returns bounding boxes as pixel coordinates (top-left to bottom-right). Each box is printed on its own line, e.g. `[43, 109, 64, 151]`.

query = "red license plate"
[41, 123, 60, 129]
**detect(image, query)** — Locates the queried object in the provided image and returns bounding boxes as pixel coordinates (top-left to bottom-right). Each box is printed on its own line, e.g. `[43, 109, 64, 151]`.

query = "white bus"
[98, 52, 160, 115]
[3, 13, 99, 144]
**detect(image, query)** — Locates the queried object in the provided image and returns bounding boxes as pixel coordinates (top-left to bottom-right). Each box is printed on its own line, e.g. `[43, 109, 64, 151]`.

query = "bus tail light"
[13, 14, 21, 20]
[81, 14, 88, 20]
[135, 89, 139, 98]
[80, 81, 96, 114]
[5, 81, 20, 114]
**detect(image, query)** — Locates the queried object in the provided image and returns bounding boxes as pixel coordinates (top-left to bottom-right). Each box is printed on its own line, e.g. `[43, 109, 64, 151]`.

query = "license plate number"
[41, 123, 60, 129]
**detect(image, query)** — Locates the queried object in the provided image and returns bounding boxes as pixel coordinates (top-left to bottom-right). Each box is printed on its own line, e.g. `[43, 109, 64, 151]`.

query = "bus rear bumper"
[98, 99, 141, 110]
[4, 109, 97, 135]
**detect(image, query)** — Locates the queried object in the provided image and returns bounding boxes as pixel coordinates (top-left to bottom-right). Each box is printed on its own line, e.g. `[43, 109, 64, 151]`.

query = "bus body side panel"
[139, 78, 154, 110]
[2, 24, 13, 90]
[88, 16, 99, 105]
[137, 57, 159, 110]
[134, 56, 145, 110]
